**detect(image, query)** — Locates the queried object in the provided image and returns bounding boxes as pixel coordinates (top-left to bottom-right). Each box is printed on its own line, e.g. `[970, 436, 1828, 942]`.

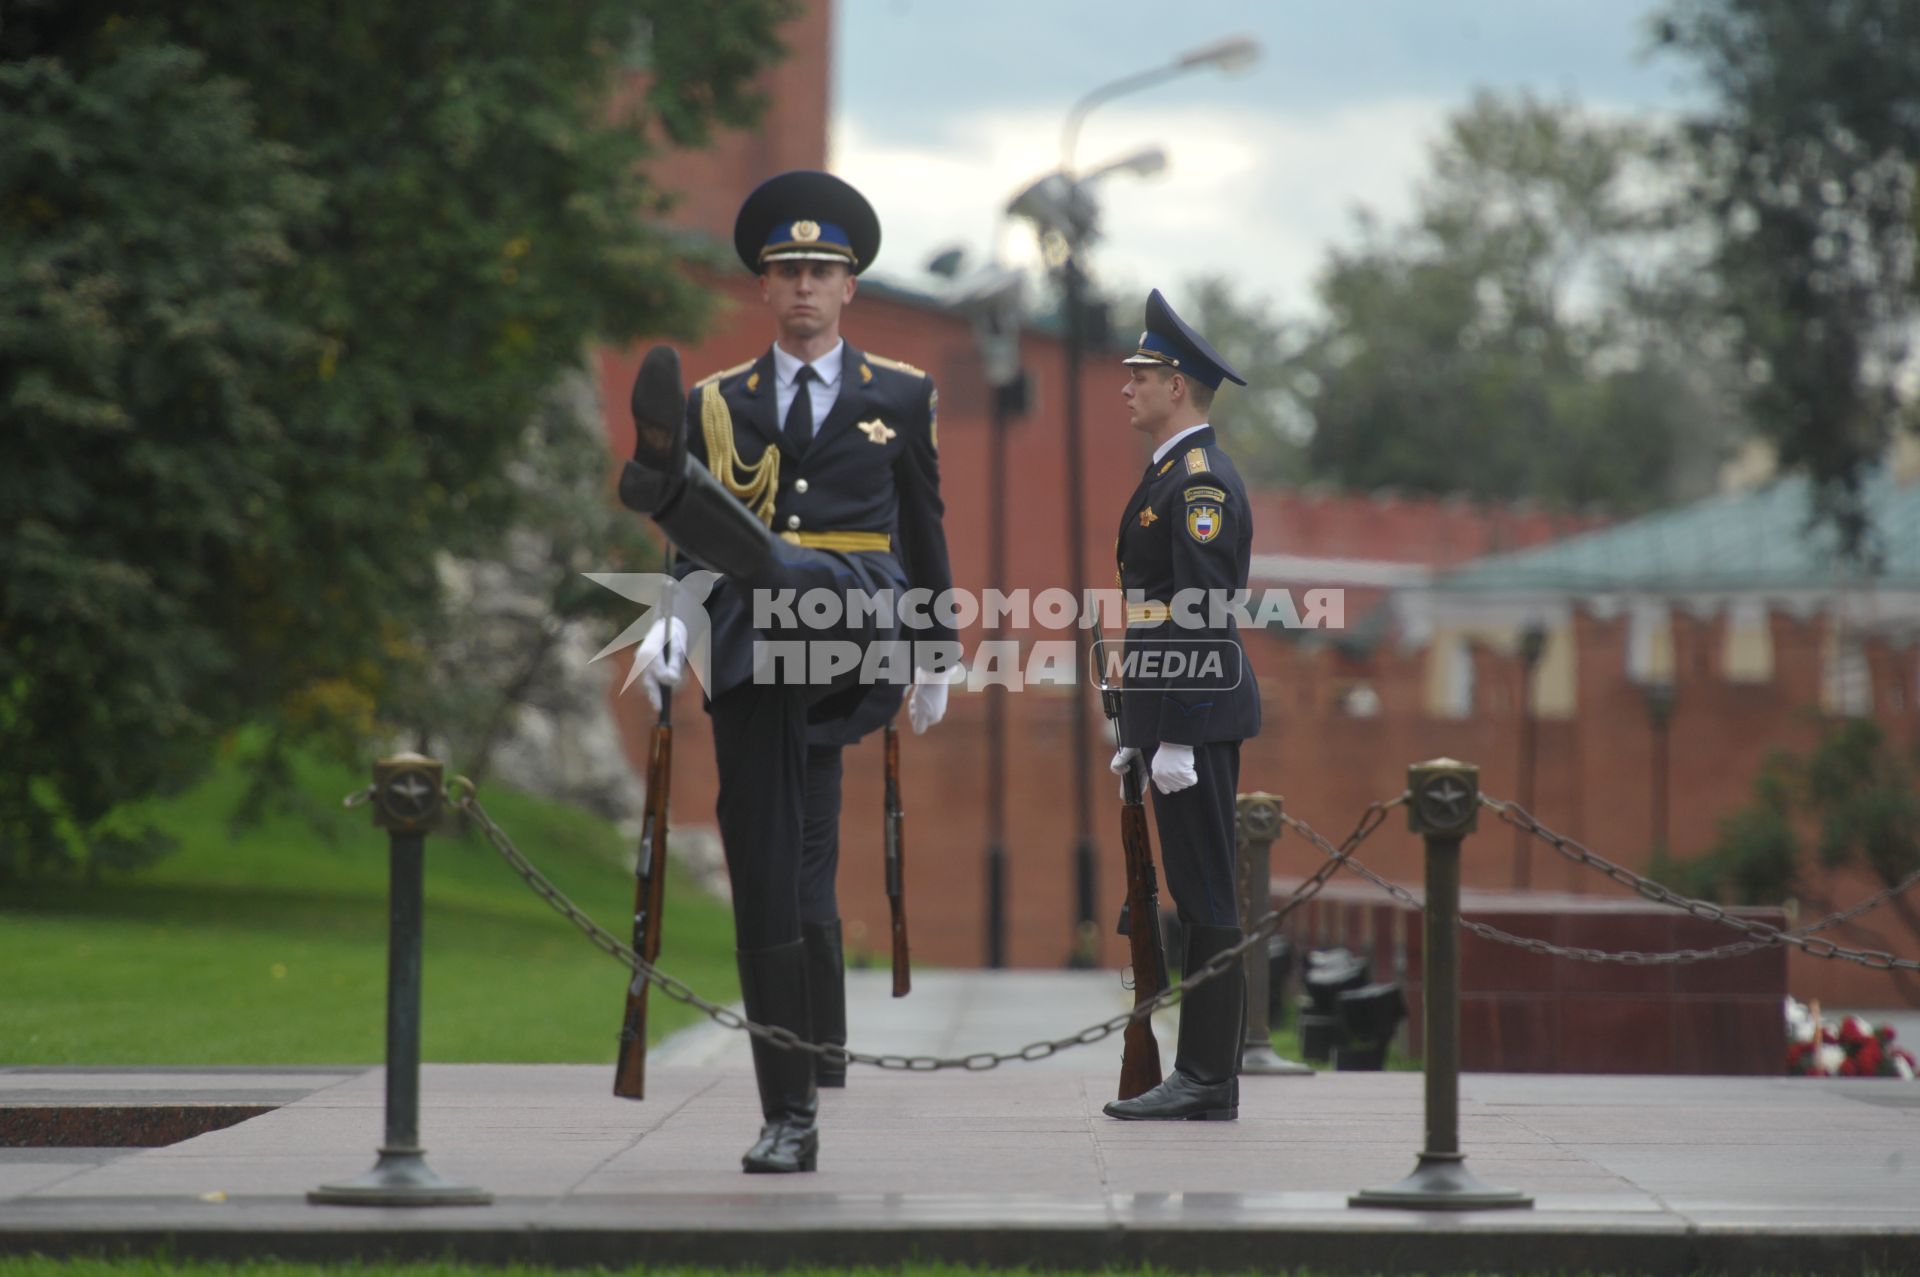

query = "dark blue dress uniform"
[620, 170, 955, 1168]
[673, 345, 953, 710]
[1103, 288, 1259, 1124]
[1115, 423, 1261, 925]
[672, 344, 953, 943]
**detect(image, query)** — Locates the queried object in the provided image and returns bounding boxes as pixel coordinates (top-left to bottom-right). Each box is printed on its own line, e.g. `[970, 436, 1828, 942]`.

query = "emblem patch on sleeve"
[1183, 485, 1226, 503]
[1186, 503, 1222, 543]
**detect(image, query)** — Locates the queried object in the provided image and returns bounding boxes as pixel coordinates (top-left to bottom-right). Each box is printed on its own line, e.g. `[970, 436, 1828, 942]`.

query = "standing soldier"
[621, 171, 954, 1170]
[1104, 289, 1260, 1121]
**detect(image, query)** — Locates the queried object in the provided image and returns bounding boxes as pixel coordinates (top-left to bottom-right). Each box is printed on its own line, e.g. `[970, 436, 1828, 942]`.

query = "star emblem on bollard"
[1410, 764, 1478, 838]
[382, 772, 438, 823]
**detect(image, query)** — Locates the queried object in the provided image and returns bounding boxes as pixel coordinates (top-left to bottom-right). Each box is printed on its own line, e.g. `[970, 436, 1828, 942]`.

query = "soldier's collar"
[771, 338, 846, 389]
[1150, 421, 1213, 467]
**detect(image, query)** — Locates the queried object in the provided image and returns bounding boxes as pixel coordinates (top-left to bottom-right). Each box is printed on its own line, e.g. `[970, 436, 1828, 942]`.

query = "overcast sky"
[829, 0, 1702, 317]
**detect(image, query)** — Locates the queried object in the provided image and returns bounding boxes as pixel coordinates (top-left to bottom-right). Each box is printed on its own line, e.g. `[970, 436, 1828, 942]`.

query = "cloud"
[832, 97, 1453, 314]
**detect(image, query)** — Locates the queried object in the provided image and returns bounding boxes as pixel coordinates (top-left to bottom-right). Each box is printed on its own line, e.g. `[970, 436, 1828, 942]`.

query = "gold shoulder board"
[866, 353, 928, 379]
[1184, 447, 1210, 475]
[693, 358, 755, 390]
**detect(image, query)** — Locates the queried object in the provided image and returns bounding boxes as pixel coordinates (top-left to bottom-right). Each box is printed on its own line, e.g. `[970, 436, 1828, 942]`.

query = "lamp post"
[1011, 34, 1261, 968]
[939, 259, 1029, 968]
[1512, 621, 1548, 889]
[1643, 678, 1675, 854]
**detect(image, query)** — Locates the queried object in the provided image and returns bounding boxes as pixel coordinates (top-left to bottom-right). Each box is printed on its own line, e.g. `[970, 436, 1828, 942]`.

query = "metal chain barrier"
[1483, 795, 1920, 971]
[444, 777, 1403, 1071]
[1284, 804, 1920, 967]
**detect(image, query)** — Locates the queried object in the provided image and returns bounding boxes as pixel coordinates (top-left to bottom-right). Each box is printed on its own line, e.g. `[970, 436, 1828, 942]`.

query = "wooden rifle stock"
[884, 720, 910, 997]
[612, 687, 672, 1099]
[1103, 684, 1168, 1100]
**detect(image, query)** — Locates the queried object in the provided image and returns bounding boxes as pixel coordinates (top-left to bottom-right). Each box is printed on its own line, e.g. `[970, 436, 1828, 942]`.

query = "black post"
[1236, 793, 1312, 1076]
[311, 753, 489, 1207]
[383, 830, 425, 1153]
[1513, 623, 1547, 890]
[1646, 681, 1674, 854]
[1352, 759, 1529, 1212]
[986, 379, 1011, 970]
[1063, 255, 1098, 969]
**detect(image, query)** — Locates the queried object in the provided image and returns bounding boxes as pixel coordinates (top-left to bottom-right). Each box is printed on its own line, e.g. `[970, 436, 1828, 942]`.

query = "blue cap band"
[760, 219, 856, 266]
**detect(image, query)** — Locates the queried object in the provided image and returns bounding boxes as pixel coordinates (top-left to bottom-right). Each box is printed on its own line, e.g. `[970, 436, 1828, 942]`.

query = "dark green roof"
[1433, 469, 1920, 593]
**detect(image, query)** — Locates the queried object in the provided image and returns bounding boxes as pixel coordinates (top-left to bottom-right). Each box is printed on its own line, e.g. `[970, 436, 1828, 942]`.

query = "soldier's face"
[761, 260, 856, 339]
[1122, 367, 1174, 433]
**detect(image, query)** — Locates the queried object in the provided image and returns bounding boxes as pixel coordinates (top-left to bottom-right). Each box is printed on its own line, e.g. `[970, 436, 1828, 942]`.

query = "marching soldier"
[621, 171, 955, 1170]
[1104, 289, 1260, 1121]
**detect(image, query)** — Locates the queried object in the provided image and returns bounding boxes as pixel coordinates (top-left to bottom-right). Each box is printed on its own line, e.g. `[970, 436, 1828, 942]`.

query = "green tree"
[0, 1, 792, 879]
[1185, 277, 1313, 486]
[1667, 718, 1920, 1002]
[1657, 0, 1920, 555]
[1291, 93, 1743, 510]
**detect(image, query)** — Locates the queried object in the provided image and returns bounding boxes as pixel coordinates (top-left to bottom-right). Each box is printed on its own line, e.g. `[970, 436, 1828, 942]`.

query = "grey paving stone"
[5, 976, 1920, 1273]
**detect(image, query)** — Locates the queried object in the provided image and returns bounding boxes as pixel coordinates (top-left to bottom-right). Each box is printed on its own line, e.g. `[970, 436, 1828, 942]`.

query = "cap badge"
[792, 219, 821, 242]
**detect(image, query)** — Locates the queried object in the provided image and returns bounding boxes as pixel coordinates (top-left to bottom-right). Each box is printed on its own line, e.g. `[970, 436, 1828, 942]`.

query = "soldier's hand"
[1149, 742, 1198, 795]
[906, 677, 948, 735]
[1109, 747, 1141, 799]
[635, 616, 689, 713]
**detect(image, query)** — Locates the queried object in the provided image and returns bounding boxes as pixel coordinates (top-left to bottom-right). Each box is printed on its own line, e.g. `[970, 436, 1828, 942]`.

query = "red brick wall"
[622, 0, 832, 240]
[601, 277, 1920, 1008]
[590, 0, 1920, 1011]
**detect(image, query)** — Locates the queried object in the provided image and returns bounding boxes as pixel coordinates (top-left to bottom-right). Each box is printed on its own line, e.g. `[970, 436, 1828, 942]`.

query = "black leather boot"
[619, 344, 776, 582]
[737, 940, 819, 1173]
[1104, 922, 1244, 1121]
[801, 920, 849, 1088]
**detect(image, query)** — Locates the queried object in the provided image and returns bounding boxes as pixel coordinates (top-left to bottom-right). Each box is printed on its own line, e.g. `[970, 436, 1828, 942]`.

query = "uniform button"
[794, 479, 810, 494]
[786, 515, 802, 530]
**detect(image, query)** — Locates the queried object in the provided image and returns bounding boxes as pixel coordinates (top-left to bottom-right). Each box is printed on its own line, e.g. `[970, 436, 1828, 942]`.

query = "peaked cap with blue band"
[1121, 288, 1247, 390]
[733, 170, 881, 275]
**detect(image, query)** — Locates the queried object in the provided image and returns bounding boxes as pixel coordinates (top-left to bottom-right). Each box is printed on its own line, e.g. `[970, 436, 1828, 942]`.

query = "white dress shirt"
[1152, 421, 1212, 466]
[772, 339, 845, 435]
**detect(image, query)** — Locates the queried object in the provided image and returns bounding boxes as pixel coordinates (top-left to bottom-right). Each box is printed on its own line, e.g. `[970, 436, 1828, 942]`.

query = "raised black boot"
[801, 920, 849, 1088]
[737, 939, 819, 1173]
[619, 344, 776, 582]
[1103, 922, 1244, 1121]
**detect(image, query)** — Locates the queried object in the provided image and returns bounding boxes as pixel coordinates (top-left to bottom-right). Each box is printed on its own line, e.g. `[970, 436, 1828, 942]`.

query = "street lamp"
[1011, 35, 1262, 969]
[1643, 678, 1676, 856]
[937, 256, 1029, 968]
[1058, 35, 1261, 172]
[1512, 621, 1549, 890]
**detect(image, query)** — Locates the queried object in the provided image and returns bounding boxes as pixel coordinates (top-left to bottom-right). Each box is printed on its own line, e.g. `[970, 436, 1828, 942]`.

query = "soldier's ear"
[843, 274, 858, 304]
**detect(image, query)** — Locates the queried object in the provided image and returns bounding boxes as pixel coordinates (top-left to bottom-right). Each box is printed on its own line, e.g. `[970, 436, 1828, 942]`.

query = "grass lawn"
[1, 746, 739, 1065]
[6, 1263, 1222, 1277]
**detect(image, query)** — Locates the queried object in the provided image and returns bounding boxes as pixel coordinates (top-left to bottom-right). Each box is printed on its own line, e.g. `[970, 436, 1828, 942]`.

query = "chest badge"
[1138, 506, 1159, 529]
[1187, 504, 1222, 543]
[856, 419, 896, 445]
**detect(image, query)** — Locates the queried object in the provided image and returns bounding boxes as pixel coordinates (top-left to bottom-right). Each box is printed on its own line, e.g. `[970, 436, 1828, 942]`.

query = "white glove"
[635, 616, 688, 713]
[1109, 746, 1142, 798]
[906, 678, 949, 735]
[1149, 742, 1198, 795]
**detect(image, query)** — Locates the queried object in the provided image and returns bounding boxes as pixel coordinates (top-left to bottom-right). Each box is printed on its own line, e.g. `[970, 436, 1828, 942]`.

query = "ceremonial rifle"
[1101, 681, 1168, 1100]
[884, 719, 911, 997]
[613, 625, 674, 1099]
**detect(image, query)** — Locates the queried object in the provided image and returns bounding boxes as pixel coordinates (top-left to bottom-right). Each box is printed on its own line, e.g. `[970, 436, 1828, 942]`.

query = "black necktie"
[783, 364, 816, 453]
